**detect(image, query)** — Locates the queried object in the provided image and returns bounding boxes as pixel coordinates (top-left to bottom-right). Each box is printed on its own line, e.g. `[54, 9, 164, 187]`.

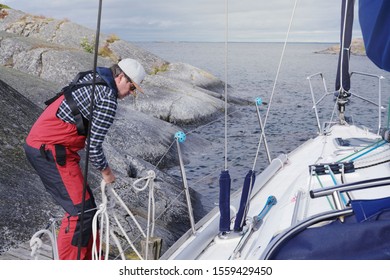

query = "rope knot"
[132, 170, 156, 192]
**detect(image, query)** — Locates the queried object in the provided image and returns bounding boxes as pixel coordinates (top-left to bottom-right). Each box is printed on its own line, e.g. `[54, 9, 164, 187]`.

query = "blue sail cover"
[352, 196, 390, 222]
[271, 207, 390, 260]
[219, 170, 231, 232]
[335, 0, 354, 92]
[359, 0, 390, 71]
[233, 170, 256, 232]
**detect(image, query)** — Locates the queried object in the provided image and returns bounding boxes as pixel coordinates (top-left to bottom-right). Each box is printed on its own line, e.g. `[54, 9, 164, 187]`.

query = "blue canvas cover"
[234, 170, 256, 232]
[335, 0, 354, 92]
[219, 170, 231, 232]
[352, 196, 390, 222]
[359, 0, 390, 71]
[270, 198, 390, 260]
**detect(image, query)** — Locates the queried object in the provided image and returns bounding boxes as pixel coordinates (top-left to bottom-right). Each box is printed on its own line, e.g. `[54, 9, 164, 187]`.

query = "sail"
[335, 0, 354, 93]
[359, 0, 390, 71]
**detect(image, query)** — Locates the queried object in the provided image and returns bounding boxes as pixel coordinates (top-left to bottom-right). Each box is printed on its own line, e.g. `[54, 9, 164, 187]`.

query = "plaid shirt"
[57, 72, 117, 170]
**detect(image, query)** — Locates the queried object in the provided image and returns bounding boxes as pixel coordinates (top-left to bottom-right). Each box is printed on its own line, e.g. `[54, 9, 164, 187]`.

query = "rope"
[252, 103, 270, 171]
[112, 186, 188, 260]
[92, 180, 111, 260]
[132, 170, 156, 259]
[337, 139, 385, 162]
[155, 140, 176, 169]
[355, 158, 390, 170]
[313, 172, 335, 210]
[325, 165, 348, 205]
[91, 171, 156, 260]
[30, 228, 59, 260]
[29, 217, 60, 260]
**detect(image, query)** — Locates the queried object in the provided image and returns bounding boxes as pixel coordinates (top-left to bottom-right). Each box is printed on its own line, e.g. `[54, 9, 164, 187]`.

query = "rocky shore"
[315, 38, 366, 56]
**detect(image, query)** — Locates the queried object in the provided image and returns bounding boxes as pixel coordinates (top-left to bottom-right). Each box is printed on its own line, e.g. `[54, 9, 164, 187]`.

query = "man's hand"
[101, 166, 115, 184]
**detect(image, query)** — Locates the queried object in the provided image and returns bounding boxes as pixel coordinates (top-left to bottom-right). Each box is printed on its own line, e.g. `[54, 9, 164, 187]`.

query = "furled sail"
[335, 0, 354, 93]
[359, 0, 390, 71]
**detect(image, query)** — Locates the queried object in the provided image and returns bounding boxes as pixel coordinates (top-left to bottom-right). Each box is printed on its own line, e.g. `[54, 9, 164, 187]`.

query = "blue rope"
[349, 140, 387, 161]
[326, 165, 348, 206]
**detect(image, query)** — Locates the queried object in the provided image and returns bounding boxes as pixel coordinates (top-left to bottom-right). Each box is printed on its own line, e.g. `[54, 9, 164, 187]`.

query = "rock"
[133, 74, 226, 125]
[316, 38, 366, 56]
[0, 78, 62, 254]
[0, 65, 58, 107]
[158, 62, 249, 105]
[159, 62, 225, 93]
[0, 8, 237, 124]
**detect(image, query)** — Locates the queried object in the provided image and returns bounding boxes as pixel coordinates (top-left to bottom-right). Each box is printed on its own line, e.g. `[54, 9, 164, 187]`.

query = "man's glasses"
[123, 73, 137, 92]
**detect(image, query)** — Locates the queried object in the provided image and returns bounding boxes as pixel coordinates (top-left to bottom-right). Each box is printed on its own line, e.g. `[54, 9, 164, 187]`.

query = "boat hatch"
[335, 137, 380, 147]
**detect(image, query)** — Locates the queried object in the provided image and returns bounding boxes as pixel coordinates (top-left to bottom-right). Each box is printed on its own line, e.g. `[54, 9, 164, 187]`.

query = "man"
[24, 58, 146, 259]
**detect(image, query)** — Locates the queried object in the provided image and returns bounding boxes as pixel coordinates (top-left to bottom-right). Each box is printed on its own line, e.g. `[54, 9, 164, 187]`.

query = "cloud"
[2, 0, 362, 42]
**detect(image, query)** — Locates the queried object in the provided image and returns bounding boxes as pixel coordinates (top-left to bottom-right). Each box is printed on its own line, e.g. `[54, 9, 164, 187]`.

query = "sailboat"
[159, 0, 390, 260]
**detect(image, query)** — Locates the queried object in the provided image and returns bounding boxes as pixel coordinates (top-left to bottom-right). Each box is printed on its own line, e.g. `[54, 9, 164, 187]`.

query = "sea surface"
[136, 42, 390, 211]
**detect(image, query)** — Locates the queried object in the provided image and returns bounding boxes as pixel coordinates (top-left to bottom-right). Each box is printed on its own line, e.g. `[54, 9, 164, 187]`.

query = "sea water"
[136, 42, 390, 211]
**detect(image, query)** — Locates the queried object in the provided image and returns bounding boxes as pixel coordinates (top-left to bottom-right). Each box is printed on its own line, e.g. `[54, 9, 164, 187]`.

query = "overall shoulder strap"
[44, 70, 108, 106]
[44, 70, 109, 135]
[63, 89, 89, 136]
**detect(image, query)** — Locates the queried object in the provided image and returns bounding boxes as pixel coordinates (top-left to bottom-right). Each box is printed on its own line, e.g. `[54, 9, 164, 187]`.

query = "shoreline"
[315, 38, 366, 56]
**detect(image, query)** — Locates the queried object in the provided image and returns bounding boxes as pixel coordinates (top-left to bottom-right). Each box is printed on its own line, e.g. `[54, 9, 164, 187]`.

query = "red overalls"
[25, 95, 99, 259]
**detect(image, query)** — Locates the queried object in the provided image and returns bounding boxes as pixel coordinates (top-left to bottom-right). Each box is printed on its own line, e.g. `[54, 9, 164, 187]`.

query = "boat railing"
[307, 71, 385, 135]
[261, 176, 390, 260]
[350, 71, 385, 134]
[307, 72, 331, 134]
[310, 176, 390, 200]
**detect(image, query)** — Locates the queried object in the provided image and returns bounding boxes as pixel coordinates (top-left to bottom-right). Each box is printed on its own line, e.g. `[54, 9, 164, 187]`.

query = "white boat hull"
[161, 123, 390, 260]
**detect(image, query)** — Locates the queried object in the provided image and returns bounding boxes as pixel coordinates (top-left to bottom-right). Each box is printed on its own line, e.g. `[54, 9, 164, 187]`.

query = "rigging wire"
[224, 0, 229, 171]
[263, 0, 299, 130]
[77, 0, 103, 260]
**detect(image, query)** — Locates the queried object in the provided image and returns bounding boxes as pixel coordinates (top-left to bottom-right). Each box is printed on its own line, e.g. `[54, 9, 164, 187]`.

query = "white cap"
[118, 58, 146, 93]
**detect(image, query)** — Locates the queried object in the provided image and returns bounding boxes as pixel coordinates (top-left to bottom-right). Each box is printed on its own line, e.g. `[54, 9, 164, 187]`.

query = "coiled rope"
[91, 170, 156, 260]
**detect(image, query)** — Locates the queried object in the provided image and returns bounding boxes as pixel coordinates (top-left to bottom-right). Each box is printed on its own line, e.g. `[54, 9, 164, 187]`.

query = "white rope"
[91, 171, 156, 260]
[30, 229, 59, 260]
[109, 185, 146, 237]
[92, 180, 110, 260]
[110, 228, 126, 260]
[112, 211, 144, 259]
[132, 170, 156, 259]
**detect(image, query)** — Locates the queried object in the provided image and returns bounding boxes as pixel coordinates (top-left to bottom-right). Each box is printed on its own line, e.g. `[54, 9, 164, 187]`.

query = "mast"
[335, 0, 355, 124]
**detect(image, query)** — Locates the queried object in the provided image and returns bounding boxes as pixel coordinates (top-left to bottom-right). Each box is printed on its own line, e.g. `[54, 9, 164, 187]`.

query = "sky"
[1, 0, 362, 43]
